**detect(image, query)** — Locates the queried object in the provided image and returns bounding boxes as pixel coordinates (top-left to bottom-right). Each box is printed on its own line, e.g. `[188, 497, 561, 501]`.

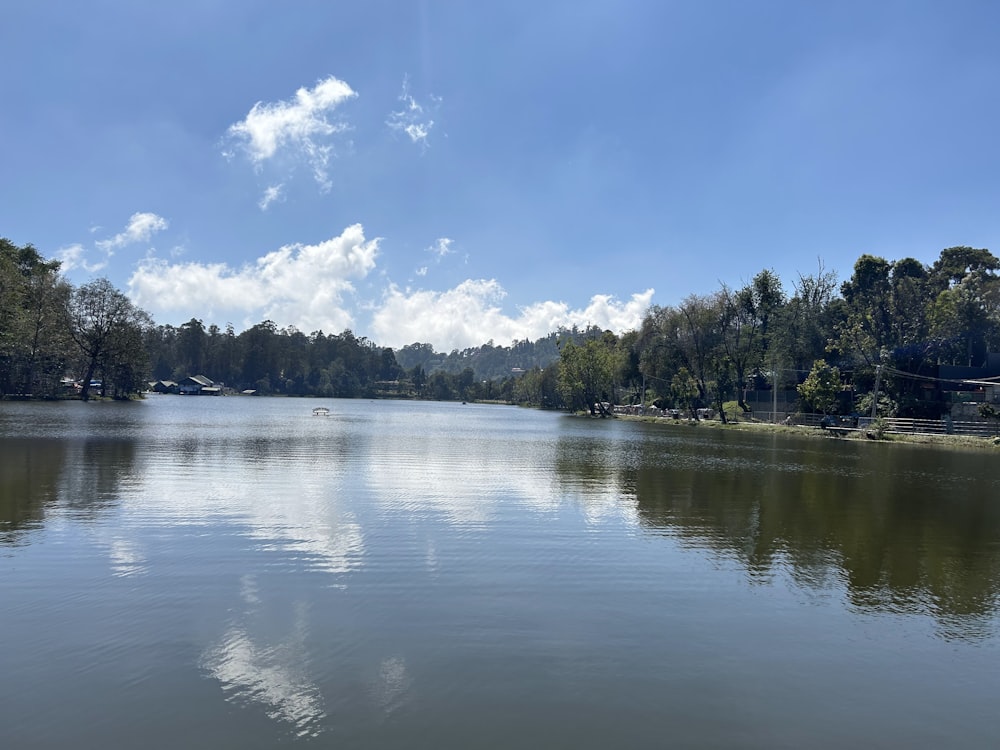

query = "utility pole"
[772, 357, 778, 423]
[870, 364, 882, 420]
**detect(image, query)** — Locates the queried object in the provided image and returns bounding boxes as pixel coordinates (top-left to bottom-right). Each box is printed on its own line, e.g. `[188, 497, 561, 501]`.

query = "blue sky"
[3, 1, 1000, 351]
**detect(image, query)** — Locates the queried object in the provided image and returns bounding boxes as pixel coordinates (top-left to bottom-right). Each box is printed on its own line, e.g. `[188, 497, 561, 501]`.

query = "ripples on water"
[1, 398, 999, 748]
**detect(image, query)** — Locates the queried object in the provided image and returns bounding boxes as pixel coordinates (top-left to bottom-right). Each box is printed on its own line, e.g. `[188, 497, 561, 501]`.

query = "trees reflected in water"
[553, 425, 1000, 635]
[624, 431, 1000, 633]
[0, 437, 137, 543]
[4, 413, 998, 642]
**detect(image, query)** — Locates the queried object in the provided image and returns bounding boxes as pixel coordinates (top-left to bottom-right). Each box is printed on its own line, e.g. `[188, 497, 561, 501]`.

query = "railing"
[859, 416, 999, 438]
[771, 413, 999, 438]
[615, 406, 1000, 438]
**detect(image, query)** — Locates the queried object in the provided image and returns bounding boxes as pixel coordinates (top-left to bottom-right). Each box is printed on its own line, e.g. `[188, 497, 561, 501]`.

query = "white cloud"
[96, 212, 169, 251]
[56, 243, 107, 274]
[128, 224, 379, 334]
[123, 220, 652, 351]
[387, 77, 439, 149]
[57, 212, 168, 275]
[371, 280, 654, 351]
[259, 184, 285, 211]
[226, 75, 356, 191]
[403, 122, 431, 143]
[427, 237, 454, 259]
[415, 238, 455, 276]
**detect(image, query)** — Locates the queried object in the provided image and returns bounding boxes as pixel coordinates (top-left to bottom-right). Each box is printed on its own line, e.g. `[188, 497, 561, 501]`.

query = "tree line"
[0, 236, 578, 402]
[552, 247, 1000, 419]
[4, 235, 999, 416]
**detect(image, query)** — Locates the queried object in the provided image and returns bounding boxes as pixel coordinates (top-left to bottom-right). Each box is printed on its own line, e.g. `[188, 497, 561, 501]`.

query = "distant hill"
[392, 326, 610, 380]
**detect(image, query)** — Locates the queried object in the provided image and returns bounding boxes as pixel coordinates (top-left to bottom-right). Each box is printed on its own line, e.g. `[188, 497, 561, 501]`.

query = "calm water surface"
[1, 397, 998, 748]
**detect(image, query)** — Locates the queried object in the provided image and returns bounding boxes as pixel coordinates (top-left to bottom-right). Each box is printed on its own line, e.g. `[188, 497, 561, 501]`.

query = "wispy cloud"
[96, 212, 169, 252]
[226, 75, 357, 191]
[59, 212, 169, 275]
[371, 280, 654, 351]
[411, 239, 455, 278]
[128, 224, 380, 334]
[427, 237, 454, 259]
[387, 76, 440, 150]
[259, 184, 285, 211]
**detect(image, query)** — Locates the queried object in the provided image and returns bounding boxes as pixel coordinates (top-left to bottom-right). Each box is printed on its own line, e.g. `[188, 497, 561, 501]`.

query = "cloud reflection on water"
[201, 606, 327, 739]
[370, 656, 411, 716]
[362, 427, 642, 531]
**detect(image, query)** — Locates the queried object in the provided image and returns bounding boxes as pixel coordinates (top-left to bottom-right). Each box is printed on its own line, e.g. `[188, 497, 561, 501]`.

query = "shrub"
[868, 417, 889, 440]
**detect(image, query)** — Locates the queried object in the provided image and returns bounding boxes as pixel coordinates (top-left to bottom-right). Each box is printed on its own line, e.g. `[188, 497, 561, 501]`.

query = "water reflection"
[363, 411, 565, 527]
[200, 573, 414, 739]
[101, 534, 148, 577]
[115, 425, 367, 578]
[567, 425, 1000, 638]
[0, 438, 65, 543]
[201, 598, 327, 739]
[0, 435, 138, 544]
[3, 399, 999, 747]
[370, 655, 411, 717]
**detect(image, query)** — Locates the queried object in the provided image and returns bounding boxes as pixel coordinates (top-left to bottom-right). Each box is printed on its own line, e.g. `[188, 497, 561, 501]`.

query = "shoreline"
[617, 413, 1000, 451]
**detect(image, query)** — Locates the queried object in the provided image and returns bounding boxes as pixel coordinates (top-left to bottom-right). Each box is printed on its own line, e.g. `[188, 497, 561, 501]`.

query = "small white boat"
[312, 407, 330, 417]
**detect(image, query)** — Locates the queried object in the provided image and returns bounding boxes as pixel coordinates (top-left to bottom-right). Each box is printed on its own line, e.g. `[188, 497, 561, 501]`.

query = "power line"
[880, 365, 1000, 387]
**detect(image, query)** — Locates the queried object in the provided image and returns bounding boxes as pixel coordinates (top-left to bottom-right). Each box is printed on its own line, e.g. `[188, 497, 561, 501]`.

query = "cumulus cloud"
[387, 77, 440, 150]
[226, 75, 357, 191]
[122, 219, 652, 351]
[128, 224, 379, 334]
[96, 212, 169, 251]
[371, 280, 654, 351]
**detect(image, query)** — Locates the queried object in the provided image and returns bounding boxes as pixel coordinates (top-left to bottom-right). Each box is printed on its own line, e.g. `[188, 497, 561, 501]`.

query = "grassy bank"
[619, 413, 1000, 451]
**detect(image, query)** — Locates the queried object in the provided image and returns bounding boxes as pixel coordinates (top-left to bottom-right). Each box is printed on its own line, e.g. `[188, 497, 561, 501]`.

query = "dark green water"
[1, 397, 998, 748]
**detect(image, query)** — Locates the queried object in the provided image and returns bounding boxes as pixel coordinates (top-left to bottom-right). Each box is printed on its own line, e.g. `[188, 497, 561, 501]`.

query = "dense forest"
[3, 236, 999, 418]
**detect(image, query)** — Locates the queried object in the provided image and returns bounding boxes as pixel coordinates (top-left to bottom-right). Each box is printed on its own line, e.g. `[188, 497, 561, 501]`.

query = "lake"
[1, 396, 998, 748]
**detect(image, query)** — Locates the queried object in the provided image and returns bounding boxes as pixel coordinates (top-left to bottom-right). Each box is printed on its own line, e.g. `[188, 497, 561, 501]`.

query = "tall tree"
[239, 320, 281, 393]
[177, 318, 207, 377]
[557, 337, 616, 415]
[776, 261, 840, 377]
[929, 246, 1000, 291]
[719, 269, 786, 412]
[837, 254, 892, 368]
[927, 247, 1000, 366]
[888, 257, 931, 359]
[674, 293, 725, 408]
[19, 263, 72, 396]
[68, 278, 152, 400]
[0, 239, 71, 396]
